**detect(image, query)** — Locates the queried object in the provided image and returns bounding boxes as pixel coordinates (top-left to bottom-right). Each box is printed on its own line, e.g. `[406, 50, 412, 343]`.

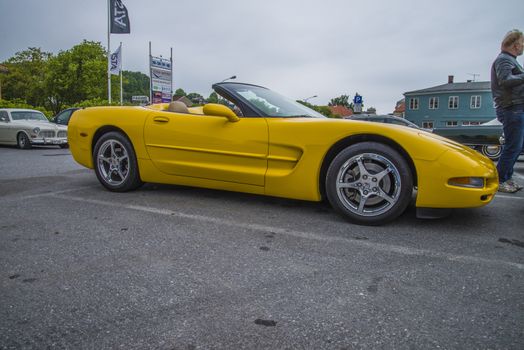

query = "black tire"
[325, 142, 413, 225]
[479, 144, 501, 161]
[17, 132, 32, 149]
[93, 131, 143, 192]
[59, 143, 69, 149]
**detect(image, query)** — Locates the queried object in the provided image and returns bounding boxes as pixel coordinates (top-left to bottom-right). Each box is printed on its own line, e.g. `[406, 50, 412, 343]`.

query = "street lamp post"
[303, 95, 317, 103]
[221, 75, 236, 82]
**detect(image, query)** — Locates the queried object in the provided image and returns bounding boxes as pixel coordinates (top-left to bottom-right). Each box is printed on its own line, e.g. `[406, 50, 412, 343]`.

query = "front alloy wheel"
[93, 132, 143, 192]
[326, 142, 413, 225]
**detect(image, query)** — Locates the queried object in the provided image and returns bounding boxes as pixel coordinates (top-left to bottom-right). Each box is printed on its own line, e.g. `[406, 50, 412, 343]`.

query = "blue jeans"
[496, 104, 524, 183]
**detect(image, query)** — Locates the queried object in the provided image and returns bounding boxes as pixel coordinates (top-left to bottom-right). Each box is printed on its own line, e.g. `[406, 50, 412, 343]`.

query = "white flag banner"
[110, 44, 122, 75]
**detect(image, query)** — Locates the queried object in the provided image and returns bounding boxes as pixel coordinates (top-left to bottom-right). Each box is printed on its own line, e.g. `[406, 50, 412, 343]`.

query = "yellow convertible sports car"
[68, 82, 498, 225]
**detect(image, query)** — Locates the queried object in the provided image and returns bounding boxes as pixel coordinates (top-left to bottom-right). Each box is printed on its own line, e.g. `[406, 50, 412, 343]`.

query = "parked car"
[50, 107, 80, 126]
[68, 82, 498, 225]
[432, 119, 502, 160]
[347, 114, 422, 129]
[0, 108, 68, 149]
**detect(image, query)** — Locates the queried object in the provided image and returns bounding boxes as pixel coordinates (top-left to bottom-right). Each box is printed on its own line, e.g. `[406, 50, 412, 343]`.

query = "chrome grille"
[39, 130, 55, 138]
[57, 130, 67, 138]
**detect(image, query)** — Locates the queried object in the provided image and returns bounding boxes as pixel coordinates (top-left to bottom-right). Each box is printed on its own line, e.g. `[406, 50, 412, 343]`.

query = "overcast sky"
[1, 0, 523, 113]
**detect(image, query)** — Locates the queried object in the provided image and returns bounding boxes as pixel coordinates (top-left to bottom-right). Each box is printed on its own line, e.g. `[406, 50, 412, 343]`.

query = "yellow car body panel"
[143, 109, 268, 186]
[68, 104, 498, 210]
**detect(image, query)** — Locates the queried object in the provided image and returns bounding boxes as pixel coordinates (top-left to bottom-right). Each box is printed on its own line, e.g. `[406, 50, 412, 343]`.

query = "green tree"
[207, 92, 219, 103]
[45, 40, 107, 112]
[174, 88, 186, 97]
[122, 70, 149, 102]
[297, 100, 334, 118]
[1, 47, 51, 107]
[328, 95, 350, 108]
[186, 92, 205, 105]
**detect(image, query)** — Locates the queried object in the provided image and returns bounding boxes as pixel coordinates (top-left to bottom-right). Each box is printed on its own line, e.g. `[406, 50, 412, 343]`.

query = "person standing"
[491, 29, 524, 193]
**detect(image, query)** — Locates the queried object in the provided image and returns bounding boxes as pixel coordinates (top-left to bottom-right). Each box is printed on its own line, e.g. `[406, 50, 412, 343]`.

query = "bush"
[0, 98, 53, 118]
[71, 98, 134, 108]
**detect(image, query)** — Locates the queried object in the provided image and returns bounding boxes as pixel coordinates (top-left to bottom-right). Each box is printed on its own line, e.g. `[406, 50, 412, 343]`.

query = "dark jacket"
[491, 51, 524, 108]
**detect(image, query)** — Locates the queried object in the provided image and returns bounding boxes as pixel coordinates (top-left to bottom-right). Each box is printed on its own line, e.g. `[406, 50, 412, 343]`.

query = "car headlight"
[448, 177, 485, 188]
[32, 127, 40, 134]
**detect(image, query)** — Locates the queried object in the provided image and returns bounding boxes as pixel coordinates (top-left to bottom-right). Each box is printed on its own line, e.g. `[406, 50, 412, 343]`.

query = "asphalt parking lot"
[1, 146, 523, 349]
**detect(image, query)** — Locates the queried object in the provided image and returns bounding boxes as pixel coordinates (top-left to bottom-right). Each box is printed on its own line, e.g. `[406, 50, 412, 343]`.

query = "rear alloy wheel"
[17, 132, 32, 149]
[93, 132, 143, 192]
[326, 142, 413, 225]
[480, 144, 501, 161]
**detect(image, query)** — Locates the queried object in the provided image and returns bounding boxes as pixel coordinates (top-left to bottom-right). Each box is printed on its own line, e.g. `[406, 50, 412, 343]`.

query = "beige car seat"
[167, 101, 190, 113]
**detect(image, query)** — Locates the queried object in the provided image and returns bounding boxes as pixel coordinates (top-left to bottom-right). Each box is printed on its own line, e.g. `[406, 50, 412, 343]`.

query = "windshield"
[228, 84, 325, 118]
[11, 111, 48, 121]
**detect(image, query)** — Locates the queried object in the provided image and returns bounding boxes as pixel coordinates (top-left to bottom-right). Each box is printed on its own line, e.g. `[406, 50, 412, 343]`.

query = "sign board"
[151, 56, 171, 70]
[353, 93, 363, 113]
[132, 95, 149, 103]
[150, 53, 172, 103]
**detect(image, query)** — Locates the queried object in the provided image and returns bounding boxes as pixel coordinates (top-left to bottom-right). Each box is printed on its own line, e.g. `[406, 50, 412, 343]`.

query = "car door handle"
[153, 117, 170, 124]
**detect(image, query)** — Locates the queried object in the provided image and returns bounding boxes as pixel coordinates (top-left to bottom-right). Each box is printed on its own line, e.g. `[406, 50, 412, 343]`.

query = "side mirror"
[203, 103, 239, 122]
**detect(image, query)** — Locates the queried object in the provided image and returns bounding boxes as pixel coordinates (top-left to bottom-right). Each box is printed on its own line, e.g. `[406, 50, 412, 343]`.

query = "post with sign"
[132, 95, 149, 105]
[353, 93, 363, 114]
[149, 42, 173, 104]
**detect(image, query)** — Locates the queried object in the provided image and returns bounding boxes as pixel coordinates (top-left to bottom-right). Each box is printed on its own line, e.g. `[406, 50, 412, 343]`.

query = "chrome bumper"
[31, 137, 68, 145]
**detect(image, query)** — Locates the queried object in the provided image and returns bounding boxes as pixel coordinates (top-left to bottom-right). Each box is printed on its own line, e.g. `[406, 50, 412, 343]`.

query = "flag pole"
[107, 0, 111, 104]
[149, 41, 152, 104]
[120, 42, 123, 106]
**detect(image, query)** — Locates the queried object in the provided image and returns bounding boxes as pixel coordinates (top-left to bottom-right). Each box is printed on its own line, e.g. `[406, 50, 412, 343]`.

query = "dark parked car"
[432, 119, 503, 160]
[347, 114, 422, 129]
[50, 108, 80, 126]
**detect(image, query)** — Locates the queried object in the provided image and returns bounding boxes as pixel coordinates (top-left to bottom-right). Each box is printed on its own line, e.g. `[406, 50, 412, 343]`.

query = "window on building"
[422, 121, 434, 129]
[409, 98, 419, 110]
[470, 95, 481, 109]
[429, 97, 439, 109]
[462, 121, 481, 126]
[446, 121, 458, 127]
[448, 96, 459, 109]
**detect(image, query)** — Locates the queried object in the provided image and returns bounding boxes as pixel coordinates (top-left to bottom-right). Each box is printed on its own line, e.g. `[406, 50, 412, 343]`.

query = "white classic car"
[0, 108, 68, 149]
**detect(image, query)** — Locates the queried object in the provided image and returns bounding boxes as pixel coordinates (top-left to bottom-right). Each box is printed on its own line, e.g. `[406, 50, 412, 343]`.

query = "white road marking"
[495, 194, 524, 200]
[49, 193, 524, 271]
[3, 185, 99, 202]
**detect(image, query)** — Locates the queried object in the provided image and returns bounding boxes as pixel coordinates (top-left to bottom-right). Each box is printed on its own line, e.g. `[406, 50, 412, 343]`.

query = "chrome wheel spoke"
[117, 168, 126, 180]
[117, 155, 128, 163]
[374, 167, 392, 182]
[110, 141, 117, 158]
[98, 155, 112, 165]
[356, 195, 368, 213]
[337, 180, 360, 190]
[356, 157, 370, 177]
[376, 189, 396, 204]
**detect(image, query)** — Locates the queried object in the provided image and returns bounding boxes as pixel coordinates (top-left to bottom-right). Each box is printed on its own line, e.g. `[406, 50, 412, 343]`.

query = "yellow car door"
[143, 110, 268, 186]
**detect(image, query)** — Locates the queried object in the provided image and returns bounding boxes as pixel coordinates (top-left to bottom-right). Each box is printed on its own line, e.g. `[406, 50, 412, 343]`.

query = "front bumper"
[415, 150, 498, 208]
[31, 137, 68, 145]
